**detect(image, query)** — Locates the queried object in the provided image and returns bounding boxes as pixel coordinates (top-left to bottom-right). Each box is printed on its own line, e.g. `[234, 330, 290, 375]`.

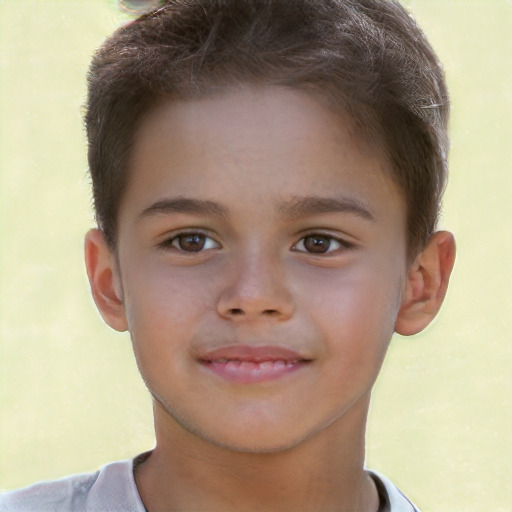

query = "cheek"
[122, 260, 216, 350]
[301, 262, 402, 358]
[318, 287, 395, 399]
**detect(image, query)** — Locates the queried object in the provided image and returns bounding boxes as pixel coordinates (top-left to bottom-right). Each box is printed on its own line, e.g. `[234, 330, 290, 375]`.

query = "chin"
[165, 403, 313, 455]
[197, 427, 312, 455]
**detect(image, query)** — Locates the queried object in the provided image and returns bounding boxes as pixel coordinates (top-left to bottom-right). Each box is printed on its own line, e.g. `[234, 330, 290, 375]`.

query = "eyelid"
[292, 231, 356, 254]
[157, 229, 222, 251]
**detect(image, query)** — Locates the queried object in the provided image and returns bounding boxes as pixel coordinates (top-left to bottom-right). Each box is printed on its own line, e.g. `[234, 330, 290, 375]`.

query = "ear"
[84, 228, 128, 332]
[395, 231, 456, 336]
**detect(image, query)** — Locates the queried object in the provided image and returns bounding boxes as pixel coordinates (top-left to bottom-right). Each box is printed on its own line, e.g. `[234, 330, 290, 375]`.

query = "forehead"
[121, 86, 403, 224]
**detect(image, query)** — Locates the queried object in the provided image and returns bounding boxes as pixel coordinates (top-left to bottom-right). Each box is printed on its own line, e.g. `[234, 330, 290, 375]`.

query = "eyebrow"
[138, 194, 375, 222]
[278, 195, 376, 222]
[139, 197, 229, 220]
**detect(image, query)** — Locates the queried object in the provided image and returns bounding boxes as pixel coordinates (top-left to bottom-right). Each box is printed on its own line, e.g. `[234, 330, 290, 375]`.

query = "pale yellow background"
[1, 1, 511, 510]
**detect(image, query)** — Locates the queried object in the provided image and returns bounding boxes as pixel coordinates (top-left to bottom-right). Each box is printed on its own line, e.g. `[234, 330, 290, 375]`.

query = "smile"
[198, 345, 312, 384]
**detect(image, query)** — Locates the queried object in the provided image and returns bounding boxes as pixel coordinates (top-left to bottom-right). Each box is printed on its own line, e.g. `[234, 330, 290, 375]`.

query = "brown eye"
[293, 234, 346, 254]
[303, 235, 332, 253]
[175, 234, 206, 252]
[165, 232, 220, 252]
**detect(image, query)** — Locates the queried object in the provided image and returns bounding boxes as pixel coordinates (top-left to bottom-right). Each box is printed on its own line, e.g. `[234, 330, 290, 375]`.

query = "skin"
[85, 86, 455, 512]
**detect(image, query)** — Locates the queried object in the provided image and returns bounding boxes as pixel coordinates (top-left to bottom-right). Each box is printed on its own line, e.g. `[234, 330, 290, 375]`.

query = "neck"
[135, 394, 378, 512]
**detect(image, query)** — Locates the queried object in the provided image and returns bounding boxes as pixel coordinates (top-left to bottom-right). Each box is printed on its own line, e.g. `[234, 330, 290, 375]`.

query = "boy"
[0, 0, 455, 510]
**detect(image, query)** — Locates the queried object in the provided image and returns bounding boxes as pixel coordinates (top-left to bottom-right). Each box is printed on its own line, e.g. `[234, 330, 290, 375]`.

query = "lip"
[197, 345, 312, 384]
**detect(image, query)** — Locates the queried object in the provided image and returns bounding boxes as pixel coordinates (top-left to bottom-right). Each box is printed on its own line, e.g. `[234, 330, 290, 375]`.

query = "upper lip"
[198, 345, 310, 363]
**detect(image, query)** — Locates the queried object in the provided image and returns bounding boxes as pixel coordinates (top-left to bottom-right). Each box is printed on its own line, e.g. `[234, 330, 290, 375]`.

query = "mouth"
[197, 345, 312, 384]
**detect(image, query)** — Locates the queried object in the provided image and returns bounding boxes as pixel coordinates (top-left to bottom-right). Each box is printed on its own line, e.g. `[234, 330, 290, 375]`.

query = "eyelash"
[292, 233, 354, 255]
[159, 231, 353, 255]
[158, 231, 220, 253]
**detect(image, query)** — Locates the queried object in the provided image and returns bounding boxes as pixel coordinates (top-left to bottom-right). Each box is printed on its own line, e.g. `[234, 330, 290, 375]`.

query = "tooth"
[226, 360, 240, 371]
[238, 361, 254, 371]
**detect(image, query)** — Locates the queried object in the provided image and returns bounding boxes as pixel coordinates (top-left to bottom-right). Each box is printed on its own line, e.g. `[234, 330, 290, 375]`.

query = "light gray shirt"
[0, 456, 419, 511]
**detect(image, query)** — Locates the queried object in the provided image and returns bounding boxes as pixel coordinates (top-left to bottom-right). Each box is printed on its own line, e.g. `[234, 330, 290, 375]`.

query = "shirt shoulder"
[0, 459, 146, 512]
[368, 470, 421, 512]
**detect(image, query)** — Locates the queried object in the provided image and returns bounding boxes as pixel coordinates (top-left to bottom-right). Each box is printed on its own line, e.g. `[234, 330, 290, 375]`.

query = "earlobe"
[84, 229, 128, 332]
[395, 231, 456, 336]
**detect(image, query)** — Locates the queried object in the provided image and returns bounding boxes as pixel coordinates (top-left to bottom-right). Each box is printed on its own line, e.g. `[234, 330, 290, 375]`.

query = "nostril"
[229, 308, 244, 315]
[263, 309, 279, 316]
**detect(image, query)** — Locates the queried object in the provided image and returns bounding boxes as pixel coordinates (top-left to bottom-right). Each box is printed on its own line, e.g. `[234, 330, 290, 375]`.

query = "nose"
[216, 251, 295, 322]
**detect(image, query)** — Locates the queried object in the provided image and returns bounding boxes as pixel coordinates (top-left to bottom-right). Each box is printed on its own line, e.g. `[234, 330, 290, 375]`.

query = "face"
[113, 87, 408, 453]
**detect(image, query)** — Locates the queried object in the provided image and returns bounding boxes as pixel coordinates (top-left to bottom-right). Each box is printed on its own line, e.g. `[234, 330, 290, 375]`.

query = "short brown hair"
[85, 0, 449, 255]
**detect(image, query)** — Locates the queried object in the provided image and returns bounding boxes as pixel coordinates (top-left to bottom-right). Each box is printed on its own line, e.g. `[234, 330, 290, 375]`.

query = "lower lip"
[199, 359, 308, 384]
